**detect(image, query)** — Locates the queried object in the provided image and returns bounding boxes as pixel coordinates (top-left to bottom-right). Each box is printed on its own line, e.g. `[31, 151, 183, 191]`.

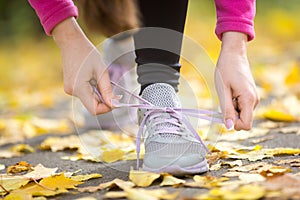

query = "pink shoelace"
[92, 82, 223, 169]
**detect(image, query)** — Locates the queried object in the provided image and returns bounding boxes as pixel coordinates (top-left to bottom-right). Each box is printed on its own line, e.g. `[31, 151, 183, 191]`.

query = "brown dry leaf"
[7, 161, 33, 174]
[78, 178, 135, 193]
[40, 135, 82, 152]
[261, 173, 300, 198]
[277, 126, 300, 135]
[275, 158, 300, 165]
[23, 164, 58, 180]
[206, 151, 228, 165]
[229, 162, 267, 172]
[101, 149, 125, 163]
[69, 173, 102, 182]
[12, 173, 82, 196]
[210, 160, 243, 171]
[129, 170, 160, 187]
[160, 174, 185, 186]
[10, 144, 34, 153]
[201, 184, 266, 200]
[259, 165, 291, 177]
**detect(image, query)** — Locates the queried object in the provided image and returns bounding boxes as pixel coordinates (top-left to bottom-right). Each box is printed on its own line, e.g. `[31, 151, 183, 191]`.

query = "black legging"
[134, 0, 189, 93]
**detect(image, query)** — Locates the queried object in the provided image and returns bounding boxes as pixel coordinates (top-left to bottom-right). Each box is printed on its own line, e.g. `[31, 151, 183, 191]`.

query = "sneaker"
[139, 83, 209, 175]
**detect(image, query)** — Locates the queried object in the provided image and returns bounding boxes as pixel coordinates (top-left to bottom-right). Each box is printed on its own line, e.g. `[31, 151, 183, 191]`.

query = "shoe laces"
[92, 81, 223, 169]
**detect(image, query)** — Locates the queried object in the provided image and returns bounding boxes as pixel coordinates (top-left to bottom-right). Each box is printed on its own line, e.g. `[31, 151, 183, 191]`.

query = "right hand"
[52, 18, 115, 115]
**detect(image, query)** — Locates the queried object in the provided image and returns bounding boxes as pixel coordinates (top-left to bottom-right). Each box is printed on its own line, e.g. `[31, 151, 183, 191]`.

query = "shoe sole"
[142, 158, 209, 176]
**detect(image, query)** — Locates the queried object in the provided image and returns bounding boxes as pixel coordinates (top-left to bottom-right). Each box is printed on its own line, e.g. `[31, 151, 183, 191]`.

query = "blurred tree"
[0, 0, 44, 42]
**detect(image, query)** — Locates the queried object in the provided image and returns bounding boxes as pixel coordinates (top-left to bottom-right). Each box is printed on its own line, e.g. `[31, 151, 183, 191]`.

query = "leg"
[134, 0, 189, 93]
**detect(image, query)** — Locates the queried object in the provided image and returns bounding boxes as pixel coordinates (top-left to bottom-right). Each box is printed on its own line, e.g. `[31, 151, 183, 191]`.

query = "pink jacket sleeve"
[214, 0, 256, 41]
[28, 0, 78, 35]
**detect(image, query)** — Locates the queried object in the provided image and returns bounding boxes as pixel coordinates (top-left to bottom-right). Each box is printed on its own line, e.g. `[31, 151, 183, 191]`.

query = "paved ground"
[1, 121, 300, 199]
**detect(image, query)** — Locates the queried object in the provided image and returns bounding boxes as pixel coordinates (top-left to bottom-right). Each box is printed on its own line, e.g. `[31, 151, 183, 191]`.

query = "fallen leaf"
[259, 165, 291, 177]
[0, 150, 22, 158]
[238, 173, 266, 183]
[125, 188, 178, 200]
[277, 126, 300, 135]
[70, 173, 102, 182]
[229, 162, 267, 172]
[206, 151, 227, 165]
[0, 175, 29, 193]
[78, 178, 134, 193]
[196, 184, 265, 200]
[40, 136, 82, 152]
[263, 109, 296, 122]
[103, 191, 127, 199]
[129, 170, 160, 187]
[251, 135, 275, 144]
[12, 173, 82, 196]
[221, 160, 243, 167]
[3, 192, 33, 200]
[261, 173, 300, 198]
[10, 144, 34, 153]
[7, 161, 32, 174]
[101, 149, 125, 163]
[209, 163, 222, 171]
[222, 171, 248, 178]
[24, 164, 58, 180]
[184, 175, 229, 188]
[160, 174, 185, 186]
[74, 197, 97, 200]
[264, 148, 300, 156]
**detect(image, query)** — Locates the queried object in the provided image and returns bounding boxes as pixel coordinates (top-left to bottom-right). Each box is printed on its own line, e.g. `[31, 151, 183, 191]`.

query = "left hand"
[214, 32, 260, 131]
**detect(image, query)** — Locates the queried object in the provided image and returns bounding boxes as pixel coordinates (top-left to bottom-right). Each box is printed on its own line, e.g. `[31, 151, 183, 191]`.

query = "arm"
[28, 0, 115, 115]
[214, 0, 259, 131]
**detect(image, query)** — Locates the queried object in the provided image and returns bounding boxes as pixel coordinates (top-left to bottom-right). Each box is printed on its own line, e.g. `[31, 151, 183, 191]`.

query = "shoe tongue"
[141, 83, 181, 108]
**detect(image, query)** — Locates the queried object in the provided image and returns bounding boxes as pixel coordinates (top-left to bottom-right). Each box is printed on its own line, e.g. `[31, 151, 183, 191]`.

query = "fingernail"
[225, 119, 234, 130]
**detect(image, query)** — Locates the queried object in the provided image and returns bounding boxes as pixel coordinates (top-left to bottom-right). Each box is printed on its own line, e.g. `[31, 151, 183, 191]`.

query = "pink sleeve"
[28, 0, 78, 35]
[214, 0, 256, 41]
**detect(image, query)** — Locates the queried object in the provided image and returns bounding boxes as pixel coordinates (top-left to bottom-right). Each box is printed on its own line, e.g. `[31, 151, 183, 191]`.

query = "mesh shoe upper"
[139, 83, 206, 169]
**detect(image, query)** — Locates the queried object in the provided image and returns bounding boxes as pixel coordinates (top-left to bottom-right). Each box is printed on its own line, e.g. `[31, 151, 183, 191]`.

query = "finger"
[96, 68, 115, 108]
[235, 99, 254, 131]
[78, 84, 112, 115]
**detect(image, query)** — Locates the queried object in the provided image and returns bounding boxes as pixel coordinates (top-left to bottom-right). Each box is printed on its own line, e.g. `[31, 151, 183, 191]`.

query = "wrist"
[221, 32, 248, 55]
[52, 17, 89, 48]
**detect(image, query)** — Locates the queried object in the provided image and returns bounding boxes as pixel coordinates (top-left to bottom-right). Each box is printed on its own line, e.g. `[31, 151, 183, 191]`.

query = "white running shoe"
[139, 83, 209, 175]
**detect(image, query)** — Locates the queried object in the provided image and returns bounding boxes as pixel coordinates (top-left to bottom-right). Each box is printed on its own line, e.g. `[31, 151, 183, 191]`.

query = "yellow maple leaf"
[285, 62, 300, 86]
[101, 149, 125, 163]
[0, 175, 29, 193]
[69, 173, 102, 182]
[10, 144, 34, 154]
[12, 173, 82, 197]
[263, 109, 296, 122]
[129, 170, 160, 187]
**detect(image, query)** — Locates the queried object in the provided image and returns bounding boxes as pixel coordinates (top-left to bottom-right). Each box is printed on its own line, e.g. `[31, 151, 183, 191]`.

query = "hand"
[214, 32, 260, 131]
[52, 18, 115, 115]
